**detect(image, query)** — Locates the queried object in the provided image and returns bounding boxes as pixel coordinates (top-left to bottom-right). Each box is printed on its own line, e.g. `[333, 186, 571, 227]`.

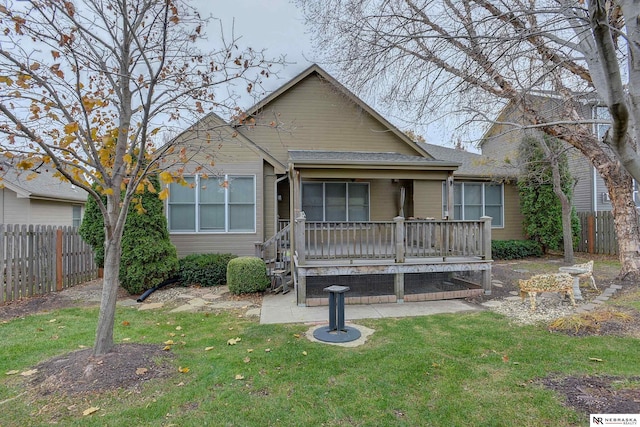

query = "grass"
[1, 302, 639, 427]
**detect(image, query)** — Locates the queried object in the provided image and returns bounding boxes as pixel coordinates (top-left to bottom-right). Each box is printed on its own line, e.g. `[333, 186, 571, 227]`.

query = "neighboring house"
[0, 162, 86, 227]
[168, 64, 500, 306]
[480, 94, 616, 214]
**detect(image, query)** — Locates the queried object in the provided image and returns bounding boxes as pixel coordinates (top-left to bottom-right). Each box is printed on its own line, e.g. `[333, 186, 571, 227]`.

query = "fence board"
[577, 211, 620, 256]
[0, 224, 97, 303]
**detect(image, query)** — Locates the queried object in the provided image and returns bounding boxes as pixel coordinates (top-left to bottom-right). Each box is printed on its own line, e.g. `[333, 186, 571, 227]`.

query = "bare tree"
[0, 0, 281, 355]
[296, 0, 640, 277]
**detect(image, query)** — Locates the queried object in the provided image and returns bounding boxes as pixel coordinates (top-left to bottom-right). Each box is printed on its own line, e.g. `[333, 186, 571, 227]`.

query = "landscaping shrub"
[492, 240, 543, 260]
[78, 183, 106, 268]
[119, 175, 178, 294]
[178, 253, 237, 287]
[80, 175, 179, 295]
[226, 257, 270, 295]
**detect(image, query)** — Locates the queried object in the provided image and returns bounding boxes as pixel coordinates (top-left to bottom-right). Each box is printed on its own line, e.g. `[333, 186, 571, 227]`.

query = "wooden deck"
[289, 215, 493, 306]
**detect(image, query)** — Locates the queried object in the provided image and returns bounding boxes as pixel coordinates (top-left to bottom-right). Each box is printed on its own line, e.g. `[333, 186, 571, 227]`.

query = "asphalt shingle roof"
[1, 163, 87, 202]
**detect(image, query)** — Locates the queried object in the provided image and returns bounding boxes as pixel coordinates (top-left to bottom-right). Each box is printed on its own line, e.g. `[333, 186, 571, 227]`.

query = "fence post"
[56, 228, 63, 291]
[587, 214, 595, 254]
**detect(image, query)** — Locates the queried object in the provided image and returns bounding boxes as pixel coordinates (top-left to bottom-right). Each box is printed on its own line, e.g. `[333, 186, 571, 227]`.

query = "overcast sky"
[198, 1, 314, 94]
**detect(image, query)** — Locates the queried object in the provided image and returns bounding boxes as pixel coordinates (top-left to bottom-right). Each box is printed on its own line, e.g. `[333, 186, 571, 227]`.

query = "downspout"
[446, 171, 454, 220]
[593, 166, 598, 212]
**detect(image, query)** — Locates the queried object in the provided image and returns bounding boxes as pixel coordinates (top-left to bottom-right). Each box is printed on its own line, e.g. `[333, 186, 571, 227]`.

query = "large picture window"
[302, 182, 369, 221]
[443, 182, 503, 227]
[168, 175, 255, 232]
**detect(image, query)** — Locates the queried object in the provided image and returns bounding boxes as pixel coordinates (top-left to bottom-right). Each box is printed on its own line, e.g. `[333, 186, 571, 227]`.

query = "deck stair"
[256, 223, 292, 294]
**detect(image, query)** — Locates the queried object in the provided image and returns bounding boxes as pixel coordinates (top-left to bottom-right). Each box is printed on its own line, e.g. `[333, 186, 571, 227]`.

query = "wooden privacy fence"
[0, 224, 98, 303]
[576, 211, 618, 255]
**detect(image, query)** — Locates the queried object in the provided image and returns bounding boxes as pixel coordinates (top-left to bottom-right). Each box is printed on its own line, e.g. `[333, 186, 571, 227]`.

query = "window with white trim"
[443, 182, 503, 227]
[302, 182, 369, 221]
[168, 175, 255, 232]
[72, 205, 82, 228]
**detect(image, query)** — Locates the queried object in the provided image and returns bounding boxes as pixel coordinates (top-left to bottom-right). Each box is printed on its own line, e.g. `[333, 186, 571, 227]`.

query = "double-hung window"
[443, 182, 503, 227]
[168, 175, 255, 232]
[302, 182, 369, 221]
[72, 205, 82, 228]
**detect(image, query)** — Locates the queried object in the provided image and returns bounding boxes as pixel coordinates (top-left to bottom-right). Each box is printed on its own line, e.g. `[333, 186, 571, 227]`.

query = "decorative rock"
[138, 302, 164, 311]
[245, 308, 261, 317]
[169, 304, 194, 313]
[187, 298, 208, 307]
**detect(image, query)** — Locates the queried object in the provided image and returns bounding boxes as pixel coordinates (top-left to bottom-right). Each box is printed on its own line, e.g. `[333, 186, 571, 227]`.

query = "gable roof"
[0, 162, 87, 203]
[166, 111, 286, 174]
[242, 64, 435, 160]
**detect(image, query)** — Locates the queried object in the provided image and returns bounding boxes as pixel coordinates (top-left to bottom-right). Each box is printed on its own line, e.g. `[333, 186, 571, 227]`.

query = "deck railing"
[294, 214, 492, 264]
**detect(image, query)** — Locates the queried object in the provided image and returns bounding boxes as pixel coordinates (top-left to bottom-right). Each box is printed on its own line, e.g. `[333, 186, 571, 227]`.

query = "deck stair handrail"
[255, 223, 291, 279]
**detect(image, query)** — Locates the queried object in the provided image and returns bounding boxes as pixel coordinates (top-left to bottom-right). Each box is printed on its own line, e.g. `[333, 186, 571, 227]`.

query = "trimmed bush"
[226, 257, 270, 295]
[178, 253, 236, 287]
[492, 240, 543, 260]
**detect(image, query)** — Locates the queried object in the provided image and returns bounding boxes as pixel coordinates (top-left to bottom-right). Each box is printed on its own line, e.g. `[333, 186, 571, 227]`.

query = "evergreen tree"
[517, 135, 580, 253]
[80, 175, 178, 294]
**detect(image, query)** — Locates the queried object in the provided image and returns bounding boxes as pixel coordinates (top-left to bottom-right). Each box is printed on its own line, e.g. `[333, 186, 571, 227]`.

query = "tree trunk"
[93, 234, 123, 356]
[601, 162, 640, 278]
[560, 197, 575, 264]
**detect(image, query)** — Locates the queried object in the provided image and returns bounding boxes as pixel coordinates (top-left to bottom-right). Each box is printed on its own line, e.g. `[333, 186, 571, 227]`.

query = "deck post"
[480, 216, 492, 260]
[295, 212, 306, 265]
[481, 216, 492, 295]
[297, 274, 306, 306]
[394, 273, 404, 303]
[394, 216, 405, 263]
[254, 242, 263, 258]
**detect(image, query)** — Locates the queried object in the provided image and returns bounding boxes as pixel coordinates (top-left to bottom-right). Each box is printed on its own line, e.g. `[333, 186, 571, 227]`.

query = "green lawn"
[1, 301, 639, 426]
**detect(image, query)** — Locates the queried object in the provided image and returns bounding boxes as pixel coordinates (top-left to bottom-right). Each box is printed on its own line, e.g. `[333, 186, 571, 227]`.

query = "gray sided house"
[480, 94, 614, 214]
[0, 162, 86, 226]
[168, 65, 502, 306]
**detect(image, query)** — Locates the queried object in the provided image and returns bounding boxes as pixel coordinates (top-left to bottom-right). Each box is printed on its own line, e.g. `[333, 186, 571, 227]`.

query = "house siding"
[494, 183, 525, 240]
[30, 199, 80, 226]
[237, 73, 424, 165]
[413, 180, 444, 219]
[0, 189, 84, 226]
[0, 189, 31, 223]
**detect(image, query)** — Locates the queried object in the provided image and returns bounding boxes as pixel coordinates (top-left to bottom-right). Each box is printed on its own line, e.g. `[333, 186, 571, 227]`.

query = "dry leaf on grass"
[82, 407, 99, 416]
[136, 368, 148, 375]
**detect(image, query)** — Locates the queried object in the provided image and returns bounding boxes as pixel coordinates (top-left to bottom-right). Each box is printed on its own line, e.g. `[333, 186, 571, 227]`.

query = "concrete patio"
[259, 292, 482, 324]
